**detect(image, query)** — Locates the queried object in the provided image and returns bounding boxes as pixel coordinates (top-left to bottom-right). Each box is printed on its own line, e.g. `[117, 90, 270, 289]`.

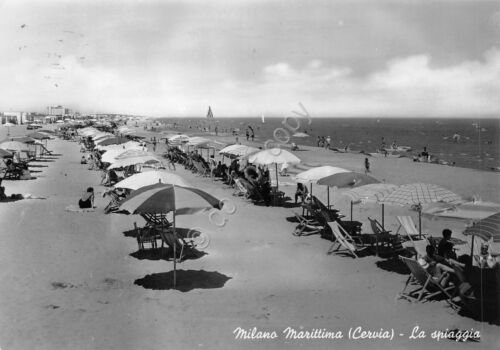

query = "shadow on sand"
[135, 270, 231, 292]
[130, 247, 206, 262]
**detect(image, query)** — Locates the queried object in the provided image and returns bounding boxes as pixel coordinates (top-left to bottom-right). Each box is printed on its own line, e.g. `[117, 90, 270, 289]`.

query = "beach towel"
[65, 205, 95, 213]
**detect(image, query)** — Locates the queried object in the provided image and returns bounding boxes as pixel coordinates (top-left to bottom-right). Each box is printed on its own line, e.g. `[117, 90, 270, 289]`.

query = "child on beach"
[364, 158, 370, 174]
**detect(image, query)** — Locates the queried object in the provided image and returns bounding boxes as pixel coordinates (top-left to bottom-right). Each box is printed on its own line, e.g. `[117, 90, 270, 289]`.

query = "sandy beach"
[0, 124, 499, 350]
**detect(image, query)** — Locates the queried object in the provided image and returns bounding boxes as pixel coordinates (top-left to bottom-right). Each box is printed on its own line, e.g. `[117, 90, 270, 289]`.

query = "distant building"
[47, 105, 72, 117]
[2, 111, 28, 124]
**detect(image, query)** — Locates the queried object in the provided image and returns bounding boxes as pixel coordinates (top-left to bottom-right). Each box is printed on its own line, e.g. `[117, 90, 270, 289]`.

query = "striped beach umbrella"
[379, 183, 463, 236]
[119, 183, 222, 286]
[341, 183, 399, 225]
[463, 212, 500, 243]
[114, 170, 190, 190]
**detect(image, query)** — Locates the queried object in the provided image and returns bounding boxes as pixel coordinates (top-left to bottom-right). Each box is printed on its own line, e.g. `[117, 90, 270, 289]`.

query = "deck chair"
[396, 216, 425, 240]
[158, 228, 196, 262]
[233, 179, 250, 198]
[193, 161, 209, 177]
[292, 212, 323, 236]
[134, 222, 161, 250]
[327, 222, 368, 258]
[398, 256, 459, 310]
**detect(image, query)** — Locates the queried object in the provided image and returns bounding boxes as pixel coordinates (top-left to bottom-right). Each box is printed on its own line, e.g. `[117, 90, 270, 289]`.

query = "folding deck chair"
[327, 222, 368, 258]
[396, 216, 425, 240]
[292, 212, 324, 236]
[398, 256, 459, 310]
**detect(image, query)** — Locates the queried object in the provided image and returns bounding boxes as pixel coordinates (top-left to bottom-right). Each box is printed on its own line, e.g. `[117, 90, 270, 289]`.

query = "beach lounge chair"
[158, 228, 196, 262]
[134, 222, 161, 250]
[292, 212, 323, 236]
[327, 222, 368, 258]
[396, 215, 424, 240]
[233, 179, 250, 198]
[398, 256, 459, 310]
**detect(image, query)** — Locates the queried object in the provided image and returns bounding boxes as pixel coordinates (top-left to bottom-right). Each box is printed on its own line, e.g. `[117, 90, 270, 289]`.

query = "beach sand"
[0, 124, 499, 350]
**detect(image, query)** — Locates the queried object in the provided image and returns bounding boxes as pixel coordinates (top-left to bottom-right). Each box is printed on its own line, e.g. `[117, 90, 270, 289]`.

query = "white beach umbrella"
[219, 144, 260, 158]
[295, 165, 350, 203]
[248, 148, 300, 191]
[108, 155, 163, 170]
[186, 137, 210, 146]
[97, 141, 142, 152]
[0, 141, 30, 152]
[114, 170, 190, 190]
[248, 148, 300, 165]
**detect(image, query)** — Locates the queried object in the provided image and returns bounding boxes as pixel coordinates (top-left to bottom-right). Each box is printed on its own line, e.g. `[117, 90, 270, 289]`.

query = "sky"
[0, 0, 499, 117]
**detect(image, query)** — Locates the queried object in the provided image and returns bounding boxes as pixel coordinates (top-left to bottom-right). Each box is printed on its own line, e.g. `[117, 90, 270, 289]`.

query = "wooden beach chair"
[134, 222, 161, 250]
[233, 179, 250, 198]
[396, 215, 424, 240]
[398, 256, 459, 310]
[327, 222, 368, 258]
[158, 227, 197, 262]
[292, 212, 323, 236]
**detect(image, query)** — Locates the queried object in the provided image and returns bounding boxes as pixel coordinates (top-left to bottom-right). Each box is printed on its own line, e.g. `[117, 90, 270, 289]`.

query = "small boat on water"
[382, 145, 412, 152]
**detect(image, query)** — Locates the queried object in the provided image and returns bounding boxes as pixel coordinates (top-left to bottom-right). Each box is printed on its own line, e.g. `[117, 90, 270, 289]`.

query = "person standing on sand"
[364, 157, 370, 174]
[317, 136, 321, 147]
[325, 136, 331, 149]
[246, 129, 250, 141]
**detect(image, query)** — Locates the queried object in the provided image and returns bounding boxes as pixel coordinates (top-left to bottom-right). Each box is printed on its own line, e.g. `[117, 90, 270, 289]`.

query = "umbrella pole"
[327, 186, 330, 208]
[350, 200, 353, 221]
[310, 183, 312, 196]
[418, 208, 422, 239]
[173, 212, 177, 288]
[382, 204, 385, 230]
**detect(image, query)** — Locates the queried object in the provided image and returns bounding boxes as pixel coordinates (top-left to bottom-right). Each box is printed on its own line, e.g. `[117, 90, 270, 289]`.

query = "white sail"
[261, 114, 265, 123]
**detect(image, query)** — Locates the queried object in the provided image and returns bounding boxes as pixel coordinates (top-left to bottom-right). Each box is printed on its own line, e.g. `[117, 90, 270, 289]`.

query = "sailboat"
[261, 114, 265, 124]
[207, 106, 214, 119]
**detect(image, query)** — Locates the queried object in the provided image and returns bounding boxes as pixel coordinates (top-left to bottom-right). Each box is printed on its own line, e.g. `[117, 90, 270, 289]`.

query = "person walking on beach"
[364, 157, 371, 174]
[246, 129, 250, 141]
[250, 127, 255, 141]
[317, 136, 321, 147]
[325, 136, 331, 149]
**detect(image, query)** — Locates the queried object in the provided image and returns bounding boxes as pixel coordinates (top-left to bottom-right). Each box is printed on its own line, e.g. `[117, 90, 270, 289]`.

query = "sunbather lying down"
[0, 186, 46, 201]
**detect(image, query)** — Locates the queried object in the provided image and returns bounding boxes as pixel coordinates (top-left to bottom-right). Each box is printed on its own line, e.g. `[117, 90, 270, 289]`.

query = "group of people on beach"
[316, 135, 331, 149]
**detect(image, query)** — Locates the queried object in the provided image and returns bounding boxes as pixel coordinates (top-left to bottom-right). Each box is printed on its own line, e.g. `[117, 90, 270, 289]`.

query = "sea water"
[154, 117, 500, 171]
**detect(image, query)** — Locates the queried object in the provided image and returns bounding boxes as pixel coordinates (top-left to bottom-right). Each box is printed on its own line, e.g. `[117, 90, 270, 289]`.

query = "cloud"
[231, 48, 500, 117]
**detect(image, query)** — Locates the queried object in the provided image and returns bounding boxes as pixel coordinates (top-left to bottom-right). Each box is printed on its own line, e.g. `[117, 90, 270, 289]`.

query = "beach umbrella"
[119, 183, 223, 286]
[96, 137, 129, 146]
[2, 122, 14, 135]
[317, 172, 380, 212]
[295, 166, 350, 201]
[186, 137, 210, 146]
[97, 141, 142, 152]
[341, 183, 399, 226]
[114, 170, 190, 190]
[8, 136, 37, 144]
[168, 134, 190, 144]
[463, 213, 500, 243]
[463, 212, 500, 261]
[27, 131, 51, 140]
[421, 201, 500, 221]
[0, 141, 30, 152]
[108, 155, 163, 170]
[248, 148, 301, 192]
[0, 148, 13, 158]
[219, 144, 260, 159]
[379, 183, 463, 237]
[115, 150, 154, 160]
